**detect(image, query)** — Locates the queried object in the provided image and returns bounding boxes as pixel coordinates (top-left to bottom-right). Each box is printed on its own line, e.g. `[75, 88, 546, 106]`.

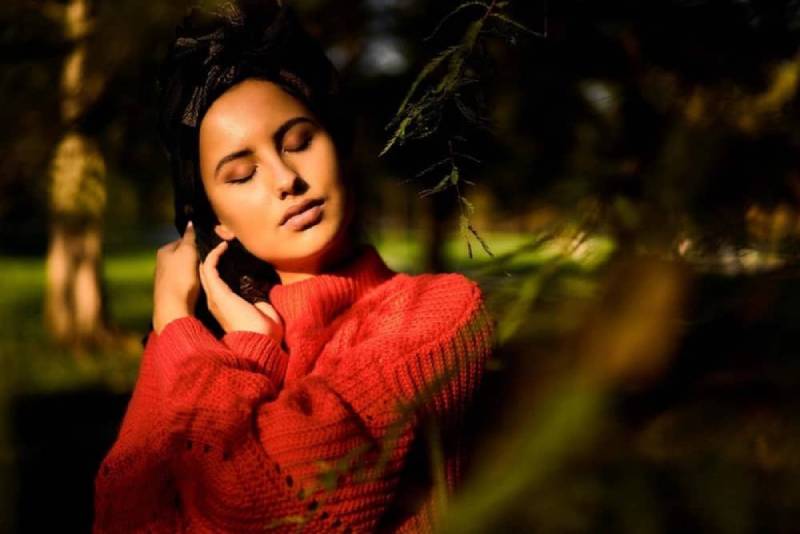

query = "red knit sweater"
[94, 243, 495, 533]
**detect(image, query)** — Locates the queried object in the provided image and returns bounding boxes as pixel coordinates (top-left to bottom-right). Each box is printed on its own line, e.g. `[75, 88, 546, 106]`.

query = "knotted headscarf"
[165, 1, 328, 129]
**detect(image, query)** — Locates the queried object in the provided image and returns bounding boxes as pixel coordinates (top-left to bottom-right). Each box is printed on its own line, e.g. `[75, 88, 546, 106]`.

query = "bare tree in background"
[45, 0, 111, 352]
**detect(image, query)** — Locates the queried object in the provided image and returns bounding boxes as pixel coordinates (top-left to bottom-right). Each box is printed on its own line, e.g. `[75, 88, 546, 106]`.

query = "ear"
[214, 223, 235, 241]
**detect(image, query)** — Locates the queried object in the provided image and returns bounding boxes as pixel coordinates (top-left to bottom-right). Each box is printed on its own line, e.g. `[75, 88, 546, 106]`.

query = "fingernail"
[187, 220, 193, 229]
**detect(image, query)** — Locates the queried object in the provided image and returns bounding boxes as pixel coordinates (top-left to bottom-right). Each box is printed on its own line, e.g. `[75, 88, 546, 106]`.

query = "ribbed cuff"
[155, 317, 290, 388]
[222, 330, 290, 382]
[155, 316, 230, 385]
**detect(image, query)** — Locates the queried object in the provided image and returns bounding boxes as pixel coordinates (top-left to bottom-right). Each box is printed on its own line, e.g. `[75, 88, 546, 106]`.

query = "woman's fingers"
[254, 301, 283, 326]
[200, 241, 234, 301]
[152, 221, 200, 333]
[205, 239, 227, 271]
[254, 301, 284, 342]
[194, 243, 282, 338]
[254, 300, 276, 319]
[175, 220, 194, 251]
[198, 260, 207, 293]
[202, 241, 229, 290]
[198, 262, 217, 315]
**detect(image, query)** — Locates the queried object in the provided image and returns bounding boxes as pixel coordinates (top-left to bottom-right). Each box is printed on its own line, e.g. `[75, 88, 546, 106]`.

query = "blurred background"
[2, 0, 800, 532]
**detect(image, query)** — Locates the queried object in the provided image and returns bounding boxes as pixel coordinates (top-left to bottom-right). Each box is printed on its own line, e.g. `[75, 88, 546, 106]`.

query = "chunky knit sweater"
[94, 243, 495, 533]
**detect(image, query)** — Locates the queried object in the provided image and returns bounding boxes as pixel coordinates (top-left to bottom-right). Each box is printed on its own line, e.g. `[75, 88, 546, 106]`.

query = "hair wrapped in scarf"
[155, 0, 356, 337]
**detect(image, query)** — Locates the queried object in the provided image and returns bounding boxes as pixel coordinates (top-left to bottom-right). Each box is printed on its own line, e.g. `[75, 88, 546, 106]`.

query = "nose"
[273, 163, 308, 200]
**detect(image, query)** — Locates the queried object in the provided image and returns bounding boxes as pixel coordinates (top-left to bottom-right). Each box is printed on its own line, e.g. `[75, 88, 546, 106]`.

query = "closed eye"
[229, 171, 255, 185]
[284, 134, 312, 153]
[228, 135, 312, 184]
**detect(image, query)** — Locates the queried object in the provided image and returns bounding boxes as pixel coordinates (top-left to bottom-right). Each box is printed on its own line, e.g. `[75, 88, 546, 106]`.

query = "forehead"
[199, 78, 310, 145]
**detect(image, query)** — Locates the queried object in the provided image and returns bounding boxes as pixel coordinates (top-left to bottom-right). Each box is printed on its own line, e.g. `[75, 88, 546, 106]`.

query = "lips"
[280, 198, 324, 227]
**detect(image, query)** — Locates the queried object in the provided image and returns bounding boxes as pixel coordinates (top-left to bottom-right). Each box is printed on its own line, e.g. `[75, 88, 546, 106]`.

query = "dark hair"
[156, 0, 363, 337]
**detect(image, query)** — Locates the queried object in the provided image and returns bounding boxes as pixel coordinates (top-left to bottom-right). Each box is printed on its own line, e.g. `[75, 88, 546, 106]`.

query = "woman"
[94, 2, 495, 532]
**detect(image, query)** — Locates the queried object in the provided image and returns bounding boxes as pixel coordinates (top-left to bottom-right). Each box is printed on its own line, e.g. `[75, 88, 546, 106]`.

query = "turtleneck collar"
[267, 242, 397, 331]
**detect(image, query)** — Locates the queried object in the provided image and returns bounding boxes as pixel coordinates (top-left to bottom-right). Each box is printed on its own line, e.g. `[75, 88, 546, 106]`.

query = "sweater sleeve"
[94, 278, 495, 534]
[93, 328, 182, 532]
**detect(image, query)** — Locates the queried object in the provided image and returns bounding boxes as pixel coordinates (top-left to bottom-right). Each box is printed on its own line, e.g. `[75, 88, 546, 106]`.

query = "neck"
[274, 234, 359, 286]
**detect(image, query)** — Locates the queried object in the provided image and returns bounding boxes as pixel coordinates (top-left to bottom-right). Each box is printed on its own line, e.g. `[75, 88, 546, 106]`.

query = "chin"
[266, 215, 345, 266]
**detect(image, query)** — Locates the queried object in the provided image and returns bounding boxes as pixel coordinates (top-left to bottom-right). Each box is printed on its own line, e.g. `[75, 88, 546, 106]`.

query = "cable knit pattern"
[94, 243, 495, 533]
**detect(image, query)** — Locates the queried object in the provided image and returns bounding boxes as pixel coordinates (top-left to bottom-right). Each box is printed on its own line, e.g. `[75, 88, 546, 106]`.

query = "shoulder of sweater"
[363, 271, 489, 348]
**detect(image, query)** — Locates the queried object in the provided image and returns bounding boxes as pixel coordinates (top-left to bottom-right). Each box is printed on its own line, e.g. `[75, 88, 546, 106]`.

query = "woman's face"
[198, 78, 352, 277]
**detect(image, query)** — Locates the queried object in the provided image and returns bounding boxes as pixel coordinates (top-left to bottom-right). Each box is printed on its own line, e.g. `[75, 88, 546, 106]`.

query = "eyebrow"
[213, 116, 316, 179]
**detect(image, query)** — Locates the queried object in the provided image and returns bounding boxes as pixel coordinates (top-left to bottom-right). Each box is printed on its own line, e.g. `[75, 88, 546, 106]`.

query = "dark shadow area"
[9, 389, 130, 533]
[447, 265, 800, 532]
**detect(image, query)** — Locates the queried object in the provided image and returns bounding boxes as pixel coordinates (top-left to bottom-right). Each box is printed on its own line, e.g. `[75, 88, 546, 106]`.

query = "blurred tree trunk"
[44, 0, 111, 352]
[422, 190, 456, 273]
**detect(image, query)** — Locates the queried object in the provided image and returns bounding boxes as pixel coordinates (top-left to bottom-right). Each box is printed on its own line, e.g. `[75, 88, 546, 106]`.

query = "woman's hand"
[152, 221, 201, 335]
[199, 239, 284, 343]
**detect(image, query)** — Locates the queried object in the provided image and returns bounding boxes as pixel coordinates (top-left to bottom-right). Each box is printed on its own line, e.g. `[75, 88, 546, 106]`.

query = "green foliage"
[381, 0, 545, 259]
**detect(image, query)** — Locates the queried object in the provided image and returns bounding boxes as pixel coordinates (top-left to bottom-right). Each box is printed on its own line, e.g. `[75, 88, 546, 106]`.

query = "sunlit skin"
[199, 78, 356, 282]
[152, 78, 357, 336]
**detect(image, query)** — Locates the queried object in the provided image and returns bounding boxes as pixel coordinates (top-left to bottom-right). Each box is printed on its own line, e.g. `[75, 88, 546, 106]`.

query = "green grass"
[0, 229, 614, 394]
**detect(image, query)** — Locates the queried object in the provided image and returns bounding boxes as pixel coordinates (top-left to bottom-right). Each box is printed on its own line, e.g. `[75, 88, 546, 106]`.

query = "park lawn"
[0, 229, 613, 394]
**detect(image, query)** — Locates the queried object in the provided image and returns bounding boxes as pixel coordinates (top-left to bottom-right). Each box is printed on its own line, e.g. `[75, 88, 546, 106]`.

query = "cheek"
[216, 190, 276, 236]
[306, 136, 340, 180]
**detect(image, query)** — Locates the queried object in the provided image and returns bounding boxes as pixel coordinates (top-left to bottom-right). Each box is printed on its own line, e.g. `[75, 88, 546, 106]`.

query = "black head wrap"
[154, 0, 356, 338]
